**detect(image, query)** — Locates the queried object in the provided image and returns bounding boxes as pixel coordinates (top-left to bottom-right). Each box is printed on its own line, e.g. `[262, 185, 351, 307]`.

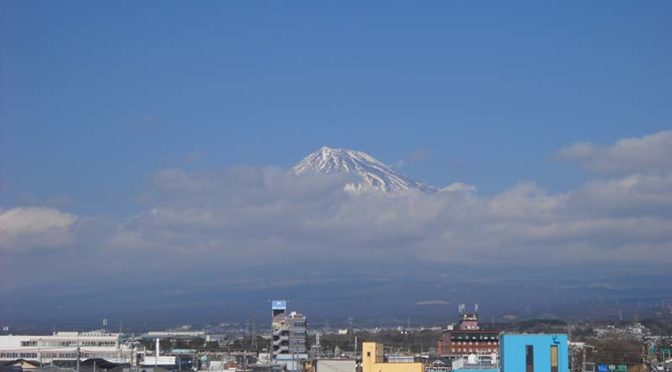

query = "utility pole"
[348, 317, 354, 349]
[315, 332, 321, 360]
[77, 332, 81, 372]
[132, 344, 137, 372]
[252, 318, 257, 350]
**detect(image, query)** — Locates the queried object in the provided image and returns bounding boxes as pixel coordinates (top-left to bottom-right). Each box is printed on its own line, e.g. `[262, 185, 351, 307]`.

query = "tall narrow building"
[271, 301, 308, 371]
[287, 311, 307, 354]
[271, 300, 289, 357]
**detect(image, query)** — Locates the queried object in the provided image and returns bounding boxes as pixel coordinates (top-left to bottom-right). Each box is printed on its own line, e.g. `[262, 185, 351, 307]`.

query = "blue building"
[452, 333, 569, 372]
[500, 334, 569, 372]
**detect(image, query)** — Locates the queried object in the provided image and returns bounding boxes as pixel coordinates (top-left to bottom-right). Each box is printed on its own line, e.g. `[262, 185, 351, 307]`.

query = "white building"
[0, 331, 134, 364]
[144, 331, 205, 339]
[314, 359, 355, 372]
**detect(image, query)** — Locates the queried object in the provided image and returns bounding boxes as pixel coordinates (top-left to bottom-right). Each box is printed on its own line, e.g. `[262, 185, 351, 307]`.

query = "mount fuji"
[291, 146, 437, 193]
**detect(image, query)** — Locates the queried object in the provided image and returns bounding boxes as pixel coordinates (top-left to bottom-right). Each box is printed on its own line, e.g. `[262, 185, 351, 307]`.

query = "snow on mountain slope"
[291, 146, 436, 193]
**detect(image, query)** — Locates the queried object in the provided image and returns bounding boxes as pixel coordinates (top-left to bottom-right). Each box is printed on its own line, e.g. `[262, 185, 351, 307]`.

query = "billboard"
[272, 300, 287, 310]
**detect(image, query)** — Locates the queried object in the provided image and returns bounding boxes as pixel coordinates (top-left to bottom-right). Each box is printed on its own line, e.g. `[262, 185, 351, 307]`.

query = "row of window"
[452, 341, 497, 345]
[18, 341, 116, 348]
[0, 352, 38, 358]
[452, 335, 498, 341]
[0, 351, 127, 360]
[450, 348, 496, 353]
[0, 352, 77, 359]
[82, 341, 116, 347]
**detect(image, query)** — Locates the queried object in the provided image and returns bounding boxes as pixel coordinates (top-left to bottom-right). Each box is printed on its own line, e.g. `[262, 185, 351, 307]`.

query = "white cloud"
[441, 182, 477, 193]
[415, 300, 450, 306]
[3, 131, 672, 284]
[556, 130, 672, 174]
[0, 207, 76, 235]
[98, 160, 671, 267]
[0, 207, 77, 250]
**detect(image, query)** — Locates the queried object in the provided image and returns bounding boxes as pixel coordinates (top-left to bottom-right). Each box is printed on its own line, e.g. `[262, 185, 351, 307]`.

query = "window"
[367, 352, 371, 357]
[525, 345, 534, 372]
[550, 345, 558, 372]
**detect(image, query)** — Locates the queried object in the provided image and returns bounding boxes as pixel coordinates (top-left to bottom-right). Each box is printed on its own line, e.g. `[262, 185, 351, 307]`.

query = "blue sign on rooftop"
[272, 300, 287, 310]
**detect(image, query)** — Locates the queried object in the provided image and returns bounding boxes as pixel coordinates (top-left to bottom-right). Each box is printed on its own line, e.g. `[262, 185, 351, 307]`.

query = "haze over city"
[1, 2, 671, 333]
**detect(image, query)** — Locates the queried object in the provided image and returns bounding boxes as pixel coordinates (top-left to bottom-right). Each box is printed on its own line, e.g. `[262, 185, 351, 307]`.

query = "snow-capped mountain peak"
[291, 146, 436, 193]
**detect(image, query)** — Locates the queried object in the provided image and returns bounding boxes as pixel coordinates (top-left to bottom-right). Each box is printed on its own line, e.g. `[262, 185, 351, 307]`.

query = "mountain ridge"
[291, 146, 436, 193]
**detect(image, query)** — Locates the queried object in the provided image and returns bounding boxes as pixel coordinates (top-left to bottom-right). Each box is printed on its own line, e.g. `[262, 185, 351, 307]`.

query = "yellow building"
[361, 342, 423, 372]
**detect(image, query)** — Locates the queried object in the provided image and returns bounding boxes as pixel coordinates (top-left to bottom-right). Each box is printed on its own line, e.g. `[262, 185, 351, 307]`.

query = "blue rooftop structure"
[500, 334, 569, 372]
[452, 333, 569, 372]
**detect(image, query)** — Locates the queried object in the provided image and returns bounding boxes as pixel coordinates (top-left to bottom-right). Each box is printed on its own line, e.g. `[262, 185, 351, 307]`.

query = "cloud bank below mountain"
[1, 130, 671, 303]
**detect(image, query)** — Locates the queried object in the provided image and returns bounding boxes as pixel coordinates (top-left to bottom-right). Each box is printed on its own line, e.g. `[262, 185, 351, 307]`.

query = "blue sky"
[2, 1, 671, 215]
[1, 2, 672, 326]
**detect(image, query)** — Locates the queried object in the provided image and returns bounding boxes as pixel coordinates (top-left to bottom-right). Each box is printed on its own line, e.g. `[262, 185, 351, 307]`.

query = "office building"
[0, 331, 134, 365]
[271, 300, 307, 371]
[271, 300, 289, 358]
[287, 312, 307, 354]
[437, 306, 499, 357]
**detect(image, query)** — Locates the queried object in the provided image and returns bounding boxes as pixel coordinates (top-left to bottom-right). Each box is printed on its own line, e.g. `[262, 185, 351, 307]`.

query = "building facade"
[271, 300, 307, 371]
[362, 343, 423, 372]
[437, 309, 499, 357]
[287, 312, 307, 354]
[314, 359, 355, 372]
[499, 334, 568, 372]
[451, 333, 569, 372]
[271, 300, 289, 358]
[0, 331, 134, 364]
